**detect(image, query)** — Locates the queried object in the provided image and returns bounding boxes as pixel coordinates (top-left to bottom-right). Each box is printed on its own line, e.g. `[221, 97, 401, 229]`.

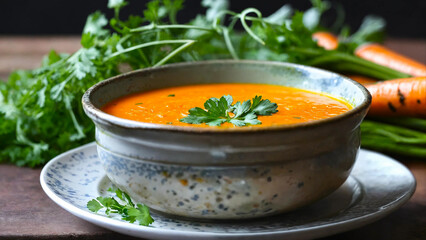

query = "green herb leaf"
[87, 187, 154, 226]
[83, 11, 109, 36]
[180, 95, 278, 127]
[251, 96, 279, 115]
[108, 0, 128, 10]
[87, 199, 103, 213]
[127, 204, 155, 226]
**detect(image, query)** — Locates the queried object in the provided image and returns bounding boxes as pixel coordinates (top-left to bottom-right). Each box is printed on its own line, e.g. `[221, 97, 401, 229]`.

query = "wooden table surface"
[0, 37, 425, 240]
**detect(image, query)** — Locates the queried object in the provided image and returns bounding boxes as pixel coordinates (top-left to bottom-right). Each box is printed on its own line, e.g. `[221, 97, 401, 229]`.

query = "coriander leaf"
[96, 196, 116, 208]
[265, 4, 292, 25]
[189, 107, 211, 117]
[67, 48, 100, 80]
[115, 189, 123, 200]
[229, 118, 247, 127]
[180, 107, 226, 126]
[347, 15, 386, 45]
[108, 0, 128, 10]
[232, 100, 251, 118]
[303, 8, 320, 31]
[242, 112, 262, 125]
[87, 188, 154, 226]
[87, 199, 103, 213]
[144, 1, 167, 22]
[204, 95, 232, 117]
[123, 191, 134, 206]
[83, 11, 109, 36]
[251, 96, 278, 115]
[230, 112, 261, 126]
[180, 95, 278, 127]
[36, 80, 47, 107]
[202, 0, 229, 21]
[81, 33, 96, 49]
[206, 118, 228, 126]
[41, 50, 63, 67]
[127, 204, 155, 226]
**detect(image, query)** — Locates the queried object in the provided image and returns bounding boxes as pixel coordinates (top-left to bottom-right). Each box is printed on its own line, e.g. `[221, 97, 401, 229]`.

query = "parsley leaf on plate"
[87, 187, 154, 226]
[180, 95, 278, 127]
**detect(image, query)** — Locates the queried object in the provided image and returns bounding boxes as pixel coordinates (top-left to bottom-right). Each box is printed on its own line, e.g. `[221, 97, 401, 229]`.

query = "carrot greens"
[1, 0, 424, 166]
[361, 120, 426, 158]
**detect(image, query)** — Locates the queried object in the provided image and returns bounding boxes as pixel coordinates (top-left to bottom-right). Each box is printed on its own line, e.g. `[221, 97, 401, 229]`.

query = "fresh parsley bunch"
[1, 0, 412, 167]
[87, 187, 154, 226]
[180, 95, 278, 126]
[0, 0, 195, 167]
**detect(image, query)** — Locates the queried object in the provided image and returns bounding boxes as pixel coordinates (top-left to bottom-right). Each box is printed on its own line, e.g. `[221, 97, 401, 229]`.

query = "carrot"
[366, 77, 426, 118]
[347, 75, 378, 85]
[312, 32, 338, 50]
[355, 43, 426, 77]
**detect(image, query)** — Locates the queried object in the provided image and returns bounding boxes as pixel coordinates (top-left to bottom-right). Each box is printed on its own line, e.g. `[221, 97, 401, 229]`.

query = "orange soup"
[102, 83, 352, 128]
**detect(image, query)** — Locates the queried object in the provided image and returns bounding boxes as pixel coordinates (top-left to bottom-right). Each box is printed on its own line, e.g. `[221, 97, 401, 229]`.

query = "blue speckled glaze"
[40, 143, 415, 240]
[97, 140, 355, 219]
[43, 149, 101, 209]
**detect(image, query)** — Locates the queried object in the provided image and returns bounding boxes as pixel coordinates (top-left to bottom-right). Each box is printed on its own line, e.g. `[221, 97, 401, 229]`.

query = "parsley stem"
[130, 23, 212, 33]
[105, 40, 196, 60]
[227, 15, 240, 30]
[154, 40, 196, 66]
[16, 118, 48, 152]
[64, 94, 85, 141]
[239, 8, 265, 45]
[137, 49, 151, 67]
[222, 28, 239, 59]
[212, 10, 238, 31]
[115, 35, 131, 52]
[244, 15, 282, 26]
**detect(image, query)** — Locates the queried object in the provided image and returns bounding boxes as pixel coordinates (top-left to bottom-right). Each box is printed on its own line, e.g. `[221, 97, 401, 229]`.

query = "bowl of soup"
[82, 60, 371, 220]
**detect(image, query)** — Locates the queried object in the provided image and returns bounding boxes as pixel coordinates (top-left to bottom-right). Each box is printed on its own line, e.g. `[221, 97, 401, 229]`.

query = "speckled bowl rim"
[82, 60, 372, 134]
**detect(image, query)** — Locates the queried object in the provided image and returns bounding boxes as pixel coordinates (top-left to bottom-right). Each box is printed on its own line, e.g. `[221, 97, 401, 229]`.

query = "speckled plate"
[40, 142, 415, 240]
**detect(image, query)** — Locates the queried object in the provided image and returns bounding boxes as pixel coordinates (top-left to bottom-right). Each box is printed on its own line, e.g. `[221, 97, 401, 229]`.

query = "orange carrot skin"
[366, 77, 426, 118]
[347, 75, 378, 85]
[312, 32, 338, 50]
[355, 44, 426, 77]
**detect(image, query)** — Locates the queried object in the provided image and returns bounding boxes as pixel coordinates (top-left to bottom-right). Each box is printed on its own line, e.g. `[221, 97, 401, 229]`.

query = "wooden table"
[0, 37, 425, 240]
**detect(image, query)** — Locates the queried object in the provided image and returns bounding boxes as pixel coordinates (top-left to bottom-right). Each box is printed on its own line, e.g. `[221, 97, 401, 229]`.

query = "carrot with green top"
[355, 44, 426, 77]
[366, 77, 426, 118]
[312, 32, 338, 50]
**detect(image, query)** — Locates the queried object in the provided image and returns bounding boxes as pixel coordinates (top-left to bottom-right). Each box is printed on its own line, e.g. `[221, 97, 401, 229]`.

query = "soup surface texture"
[102, 83, 352, 128]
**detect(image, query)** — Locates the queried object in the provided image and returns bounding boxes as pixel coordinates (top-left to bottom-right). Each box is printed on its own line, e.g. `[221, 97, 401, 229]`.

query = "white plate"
[40, 142, 415, 240]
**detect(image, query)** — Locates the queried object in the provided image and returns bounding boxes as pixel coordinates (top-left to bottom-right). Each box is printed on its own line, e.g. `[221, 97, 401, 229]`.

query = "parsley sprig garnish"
[87, 187, 154, 226]
[180, 95, 278, 126]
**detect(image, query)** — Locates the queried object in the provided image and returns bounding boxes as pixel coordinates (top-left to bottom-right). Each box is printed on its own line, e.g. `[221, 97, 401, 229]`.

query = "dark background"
[0, 0, 425, 38]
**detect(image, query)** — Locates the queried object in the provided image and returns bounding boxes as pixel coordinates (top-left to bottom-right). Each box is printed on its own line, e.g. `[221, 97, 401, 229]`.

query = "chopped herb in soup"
[102, 83, 352, 128]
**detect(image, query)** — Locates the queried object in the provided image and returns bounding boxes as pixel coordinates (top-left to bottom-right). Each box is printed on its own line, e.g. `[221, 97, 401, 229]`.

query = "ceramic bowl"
[82, 60, 371, 220]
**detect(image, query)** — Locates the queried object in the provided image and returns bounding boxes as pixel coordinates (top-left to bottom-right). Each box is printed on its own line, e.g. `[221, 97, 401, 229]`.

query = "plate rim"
[40, 142, 416, 239]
